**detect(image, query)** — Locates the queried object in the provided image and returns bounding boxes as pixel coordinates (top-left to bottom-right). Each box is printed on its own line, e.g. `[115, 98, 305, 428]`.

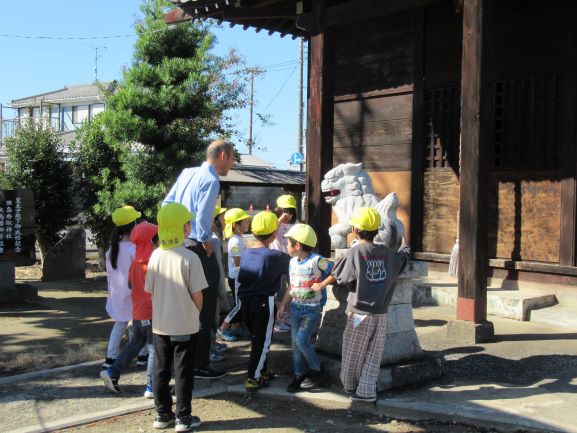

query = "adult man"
[163, 140, 235, 379]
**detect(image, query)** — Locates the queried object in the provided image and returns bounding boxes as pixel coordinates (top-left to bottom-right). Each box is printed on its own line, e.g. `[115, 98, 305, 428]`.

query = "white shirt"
[227, 234, 245, 279]
[105, 241, 135, 322]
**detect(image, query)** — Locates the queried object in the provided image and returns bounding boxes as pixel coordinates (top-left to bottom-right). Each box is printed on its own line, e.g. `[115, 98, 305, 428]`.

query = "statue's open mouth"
[323, 189, 340, 202]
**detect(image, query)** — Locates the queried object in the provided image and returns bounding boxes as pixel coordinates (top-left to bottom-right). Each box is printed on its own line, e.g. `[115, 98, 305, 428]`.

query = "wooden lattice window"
[424, 87, 461, 169]
[493, 75, 563, 169]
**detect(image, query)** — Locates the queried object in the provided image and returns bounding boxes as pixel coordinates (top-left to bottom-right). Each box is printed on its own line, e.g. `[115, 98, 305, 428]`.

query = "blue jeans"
[111, 319, 154, 386]
[289, 303, 321, 376]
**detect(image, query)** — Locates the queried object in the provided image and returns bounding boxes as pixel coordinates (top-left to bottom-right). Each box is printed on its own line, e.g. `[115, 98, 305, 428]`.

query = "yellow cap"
[157, 203, 193, 249]
[213, 206, 227, 218]
[349, 207, 381, 231]
[276, 194, 297, 209]
[112, 205, 141, 227]
[283, 223, 317, 248]
[224, 208, 250, 239]
[251, 211, 278, 236]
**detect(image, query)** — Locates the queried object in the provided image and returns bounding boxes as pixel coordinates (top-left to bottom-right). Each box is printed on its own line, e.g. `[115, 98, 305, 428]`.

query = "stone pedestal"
[447, 319, 494, 344]
[0, 261, 15, 291]
[42, 226, 86, 281]
[316, 258, 442, 390]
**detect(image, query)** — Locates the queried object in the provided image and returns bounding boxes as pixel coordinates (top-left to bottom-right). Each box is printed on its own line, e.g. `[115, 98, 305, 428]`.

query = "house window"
[72, 105, 89, 125]
[493, 74, 563, 170]
[424, 87, 461, 170]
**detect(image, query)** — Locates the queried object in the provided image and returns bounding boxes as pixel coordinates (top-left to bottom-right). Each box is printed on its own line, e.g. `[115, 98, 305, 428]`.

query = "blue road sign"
[290, 151, 303, 165]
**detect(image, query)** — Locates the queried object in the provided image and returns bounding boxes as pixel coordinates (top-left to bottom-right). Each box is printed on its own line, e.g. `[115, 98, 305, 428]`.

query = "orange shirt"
[129, 222, 157, 320]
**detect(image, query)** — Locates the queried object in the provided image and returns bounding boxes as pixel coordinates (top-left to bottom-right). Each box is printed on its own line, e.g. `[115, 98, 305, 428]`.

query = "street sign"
[290, 151, 303, 166]
[0, 189, 35, 266]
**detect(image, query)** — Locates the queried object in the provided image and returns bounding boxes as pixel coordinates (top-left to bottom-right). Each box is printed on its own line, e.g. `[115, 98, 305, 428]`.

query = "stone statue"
[321, 162, 404, 250]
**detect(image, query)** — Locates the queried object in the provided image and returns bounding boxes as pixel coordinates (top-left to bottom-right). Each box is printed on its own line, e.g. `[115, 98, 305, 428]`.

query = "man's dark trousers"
[187, 243, 220, 370]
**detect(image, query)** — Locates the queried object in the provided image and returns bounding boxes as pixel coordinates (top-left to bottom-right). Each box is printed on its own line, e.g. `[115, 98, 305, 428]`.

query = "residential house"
[0, 81, 116, 167]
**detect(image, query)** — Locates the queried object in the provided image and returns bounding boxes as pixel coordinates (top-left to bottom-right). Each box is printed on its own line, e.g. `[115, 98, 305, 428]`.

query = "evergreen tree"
[1, 123, 74, 260]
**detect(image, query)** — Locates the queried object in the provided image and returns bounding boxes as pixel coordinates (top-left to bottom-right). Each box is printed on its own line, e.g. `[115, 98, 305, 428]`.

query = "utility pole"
[297, 37, 304, 171]
[93, 46, 106, 83]
[248, 69, 255, 155]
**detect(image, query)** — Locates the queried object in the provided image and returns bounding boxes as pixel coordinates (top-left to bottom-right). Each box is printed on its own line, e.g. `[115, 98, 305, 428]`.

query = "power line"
[261, 67, 297, 114]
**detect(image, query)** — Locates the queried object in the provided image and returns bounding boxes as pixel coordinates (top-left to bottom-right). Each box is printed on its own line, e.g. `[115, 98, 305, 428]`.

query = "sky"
[0, 0, 306, 170]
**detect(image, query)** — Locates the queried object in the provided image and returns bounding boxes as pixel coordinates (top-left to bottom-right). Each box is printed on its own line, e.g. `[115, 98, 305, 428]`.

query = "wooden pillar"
[448, 0, 494, 343]
[305, 0, 334, 258]
[560, 3, 577, 267]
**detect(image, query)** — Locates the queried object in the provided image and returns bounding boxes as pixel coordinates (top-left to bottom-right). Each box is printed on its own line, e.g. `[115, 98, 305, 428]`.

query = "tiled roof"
[221, 166, 305, 189]
[11, 81, 116, 108]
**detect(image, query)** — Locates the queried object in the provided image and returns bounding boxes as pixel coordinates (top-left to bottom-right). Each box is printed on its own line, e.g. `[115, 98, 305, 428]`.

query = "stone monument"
[316, 163, 442, 390]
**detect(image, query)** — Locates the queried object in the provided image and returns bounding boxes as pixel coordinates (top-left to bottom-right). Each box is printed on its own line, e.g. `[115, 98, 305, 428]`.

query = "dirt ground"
[56, 393, 483, 433]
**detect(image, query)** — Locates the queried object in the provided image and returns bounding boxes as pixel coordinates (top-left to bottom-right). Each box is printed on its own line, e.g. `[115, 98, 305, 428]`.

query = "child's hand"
[311, 282, 324, 292]
[278, 212, 292, 224]
[277, 306, 286, 321]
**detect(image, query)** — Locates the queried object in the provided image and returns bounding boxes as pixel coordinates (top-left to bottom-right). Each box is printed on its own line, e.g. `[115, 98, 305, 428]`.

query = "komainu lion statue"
[321, 162, 404, 250]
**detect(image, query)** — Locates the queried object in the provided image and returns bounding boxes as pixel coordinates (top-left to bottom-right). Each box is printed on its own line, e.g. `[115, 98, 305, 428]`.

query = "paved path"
[2, 296, 577, 432]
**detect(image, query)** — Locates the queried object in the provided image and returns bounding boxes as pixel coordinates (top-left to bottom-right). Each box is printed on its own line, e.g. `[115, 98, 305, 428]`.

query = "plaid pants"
[340, 312, 387, 398]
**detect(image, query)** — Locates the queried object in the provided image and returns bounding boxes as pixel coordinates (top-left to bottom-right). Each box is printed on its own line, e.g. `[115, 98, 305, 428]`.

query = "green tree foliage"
[73, 0, 245, 263]
[1, 123, 74, 260]
[102, 0, 245, 185]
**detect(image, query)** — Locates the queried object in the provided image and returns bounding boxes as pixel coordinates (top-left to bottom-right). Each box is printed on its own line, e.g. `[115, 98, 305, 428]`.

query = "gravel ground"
[55, 392, 484, 433]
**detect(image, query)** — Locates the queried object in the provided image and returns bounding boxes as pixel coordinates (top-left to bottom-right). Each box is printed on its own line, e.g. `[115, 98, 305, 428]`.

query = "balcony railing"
[1, 117, 62, 145]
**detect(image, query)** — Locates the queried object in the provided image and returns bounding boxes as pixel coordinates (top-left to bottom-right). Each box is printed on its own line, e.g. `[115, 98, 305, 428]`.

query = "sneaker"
[194, 367, 226, 379]
[234, 325, 251, 339]
[153, 413, 175, 429]
[143, 385, 154, 399]
[217, 327, 238, 342]
[273, 320, 290, 333]
[209, 350, 225, 362]
[99, 369, 120, 394]
[300, 367, 327, 390]
[286, 374, 306, 393]
[136, 354, 148, 367]
[260, 369, 275, 382]
[175, 415, 201, 432]
[212, 342, 228, 353]
[245, 377, 268, 393]
[350, 392, 377, 403]
[101, 357, 115, 368]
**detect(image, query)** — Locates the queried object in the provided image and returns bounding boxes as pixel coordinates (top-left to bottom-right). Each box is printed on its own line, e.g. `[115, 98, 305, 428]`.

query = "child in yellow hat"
[277, 224, 333, 393]
[103, 205, 141, 369]
[312, 207, 410, 403]
[218, 208, 251, 342]
[270, 194, 299, 333]
[236, 211, 291, 392]
[144, 203, 207, 431]
[210, 206, 229, 361]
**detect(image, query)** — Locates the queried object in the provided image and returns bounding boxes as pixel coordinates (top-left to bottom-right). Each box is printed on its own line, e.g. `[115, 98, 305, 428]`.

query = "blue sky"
[0, 0, 306, 169]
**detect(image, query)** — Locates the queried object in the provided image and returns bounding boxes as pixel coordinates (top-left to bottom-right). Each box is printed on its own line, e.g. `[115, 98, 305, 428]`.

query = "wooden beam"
[305, 0, 334, 258]
[560, 2, 577, 267]
[410, 9, 425, 252]
[298, 0, 443, 33]
[163, 8, 195, 24]
[457, 0, 492, 323]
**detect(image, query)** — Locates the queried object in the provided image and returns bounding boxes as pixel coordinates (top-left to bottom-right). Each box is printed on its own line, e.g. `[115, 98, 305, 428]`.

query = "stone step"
[529, 303, 577, 329]
[413, 282, 557, 321]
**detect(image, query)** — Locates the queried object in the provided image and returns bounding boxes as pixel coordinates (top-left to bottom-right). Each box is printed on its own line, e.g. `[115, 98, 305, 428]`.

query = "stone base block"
[321, 354, 442, 392]
[42, 226, 86, 281]
[447, 320, 494, 344]
[0, 283, 38, 303]
[0, 261, 15, 290]
[382, 330, 423, 365]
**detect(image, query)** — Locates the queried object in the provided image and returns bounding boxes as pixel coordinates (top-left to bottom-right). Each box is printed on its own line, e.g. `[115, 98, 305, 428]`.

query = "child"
[145, 203, 207, 431]
[100, 222, 158, 397]
[210, 206, 229, 361]
[277, 224, 333, 393]
[270, 194, 299, 333]
[217, 208, 251, 342]
[237, 211, 291, 392]
[313, 207, 409, 403]
[103, 205, 140, 368]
